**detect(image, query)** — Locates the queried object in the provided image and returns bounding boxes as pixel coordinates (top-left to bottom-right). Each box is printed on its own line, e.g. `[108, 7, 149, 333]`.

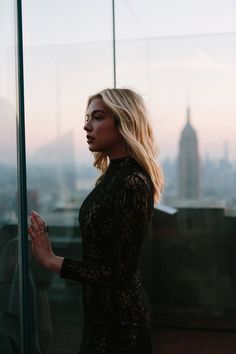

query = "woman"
[29, 88, 164, 354]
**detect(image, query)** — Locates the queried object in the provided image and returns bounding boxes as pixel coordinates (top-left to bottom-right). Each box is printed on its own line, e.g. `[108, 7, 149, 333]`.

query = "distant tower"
[178, 107, 200, 199]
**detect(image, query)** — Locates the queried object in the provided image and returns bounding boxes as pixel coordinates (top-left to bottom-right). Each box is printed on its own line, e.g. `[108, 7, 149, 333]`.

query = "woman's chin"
[88, 145, 98, 152]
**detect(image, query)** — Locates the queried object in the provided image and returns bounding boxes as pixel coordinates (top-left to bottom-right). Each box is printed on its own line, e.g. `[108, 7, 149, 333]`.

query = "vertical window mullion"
[112, 0, 116, 88]
[15, 0, 32, 353]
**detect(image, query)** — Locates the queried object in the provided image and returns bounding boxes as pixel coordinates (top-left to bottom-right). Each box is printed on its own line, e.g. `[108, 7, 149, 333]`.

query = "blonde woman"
[28, 88, 164, 354]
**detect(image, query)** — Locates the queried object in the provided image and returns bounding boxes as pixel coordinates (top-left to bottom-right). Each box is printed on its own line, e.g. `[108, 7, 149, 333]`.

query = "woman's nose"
[84, 120, 92, 131]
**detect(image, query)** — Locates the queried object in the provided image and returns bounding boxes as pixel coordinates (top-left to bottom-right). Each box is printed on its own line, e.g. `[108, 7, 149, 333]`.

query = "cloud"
[194, 49, 231, 74]
[147, 55, 232, 74]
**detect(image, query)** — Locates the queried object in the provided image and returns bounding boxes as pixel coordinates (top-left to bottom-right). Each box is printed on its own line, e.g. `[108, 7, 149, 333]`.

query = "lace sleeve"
[60, 173, 153, 288]
[111, 173, 153, 288]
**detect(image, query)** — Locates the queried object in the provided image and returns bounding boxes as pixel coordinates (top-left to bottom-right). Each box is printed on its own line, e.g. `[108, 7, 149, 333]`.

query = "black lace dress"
[60, 156, 154, 354]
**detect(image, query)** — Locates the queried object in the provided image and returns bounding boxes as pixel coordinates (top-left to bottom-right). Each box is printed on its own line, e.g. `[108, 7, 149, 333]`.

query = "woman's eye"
[85, 115, 104, 123]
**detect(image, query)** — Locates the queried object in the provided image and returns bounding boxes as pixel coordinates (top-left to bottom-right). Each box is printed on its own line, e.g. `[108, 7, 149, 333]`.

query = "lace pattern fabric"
[60, 156, 154, 354]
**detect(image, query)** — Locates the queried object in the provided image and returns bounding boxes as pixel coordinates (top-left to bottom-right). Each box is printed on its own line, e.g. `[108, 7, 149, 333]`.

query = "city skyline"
[0, 92, 235, 165]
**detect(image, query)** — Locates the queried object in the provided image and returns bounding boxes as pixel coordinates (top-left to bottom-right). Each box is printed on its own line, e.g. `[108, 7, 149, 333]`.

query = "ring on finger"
[41, 225, 49, 233]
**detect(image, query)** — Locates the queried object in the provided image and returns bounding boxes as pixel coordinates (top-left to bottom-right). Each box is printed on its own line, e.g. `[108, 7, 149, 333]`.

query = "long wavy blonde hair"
[86, 88, 164, 203]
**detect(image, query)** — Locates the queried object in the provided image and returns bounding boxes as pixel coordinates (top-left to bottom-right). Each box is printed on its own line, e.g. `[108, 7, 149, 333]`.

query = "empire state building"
[178, 107, 200, 199]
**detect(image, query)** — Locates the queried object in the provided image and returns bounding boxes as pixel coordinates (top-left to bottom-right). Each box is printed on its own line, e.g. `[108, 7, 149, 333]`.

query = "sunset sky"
[1, 0, 236, 162]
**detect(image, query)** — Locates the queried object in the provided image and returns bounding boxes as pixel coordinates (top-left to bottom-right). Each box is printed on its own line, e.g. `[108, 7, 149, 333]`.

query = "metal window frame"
[112, 0, 117, 88]
[15, 0, 33, 353]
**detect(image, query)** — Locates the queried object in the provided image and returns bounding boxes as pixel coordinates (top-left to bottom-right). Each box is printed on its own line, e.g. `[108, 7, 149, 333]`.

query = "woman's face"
[84, 98, 126, 158]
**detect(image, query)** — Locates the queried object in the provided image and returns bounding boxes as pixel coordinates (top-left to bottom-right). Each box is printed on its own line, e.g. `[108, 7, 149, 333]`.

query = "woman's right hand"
[28, 210, 64, 273]
[28, 210, 55, 270]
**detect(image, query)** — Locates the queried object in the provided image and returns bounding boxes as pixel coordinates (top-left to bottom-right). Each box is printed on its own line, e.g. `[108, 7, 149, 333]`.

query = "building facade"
[178, 108, 200, 199]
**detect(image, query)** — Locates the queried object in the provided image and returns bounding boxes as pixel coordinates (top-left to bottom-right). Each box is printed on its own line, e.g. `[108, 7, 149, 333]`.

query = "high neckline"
[109, 155, 134, 167]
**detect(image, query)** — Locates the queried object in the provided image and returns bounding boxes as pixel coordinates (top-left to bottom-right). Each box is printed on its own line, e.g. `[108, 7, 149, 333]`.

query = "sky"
[1, 0, 236, 163]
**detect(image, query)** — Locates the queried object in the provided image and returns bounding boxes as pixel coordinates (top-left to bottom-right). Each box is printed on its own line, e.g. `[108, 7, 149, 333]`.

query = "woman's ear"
[114, 116, 120, 127]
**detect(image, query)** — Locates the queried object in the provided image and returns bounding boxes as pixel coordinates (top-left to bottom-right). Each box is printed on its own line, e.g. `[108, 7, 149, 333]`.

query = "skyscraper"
[178, 108, 200, 199]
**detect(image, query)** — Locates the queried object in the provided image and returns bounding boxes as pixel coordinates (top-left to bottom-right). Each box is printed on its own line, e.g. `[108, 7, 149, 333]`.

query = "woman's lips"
[86, 135, 95, 143]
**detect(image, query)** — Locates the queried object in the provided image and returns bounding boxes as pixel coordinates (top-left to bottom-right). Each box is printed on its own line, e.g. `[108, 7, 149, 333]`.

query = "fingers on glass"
[30, 212, 45, 233]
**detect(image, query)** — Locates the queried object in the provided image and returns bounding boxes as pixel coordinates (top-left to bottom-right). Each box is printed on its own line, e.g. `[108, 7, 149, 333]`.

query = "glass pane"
[115, 0, 236, 39]
[116, 33, 236, 206]
[116, 0, 236, 350]
[23, 1, 113, 353]
[0, 0, 21, 352]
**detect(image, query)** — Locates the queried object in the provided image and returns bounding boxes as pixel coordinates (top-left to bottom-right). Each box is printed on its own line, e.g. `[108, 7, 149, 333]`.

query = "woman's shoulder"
[113, 166, 154, 215]
[104, 156, 153, 197]
[117, 162, 153, 196]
